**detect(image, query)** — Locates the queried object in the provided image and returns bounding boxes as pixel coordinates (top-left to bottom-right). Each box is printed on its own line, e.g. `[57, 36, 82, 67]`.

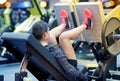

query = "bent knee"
[59, 32, 68, 43]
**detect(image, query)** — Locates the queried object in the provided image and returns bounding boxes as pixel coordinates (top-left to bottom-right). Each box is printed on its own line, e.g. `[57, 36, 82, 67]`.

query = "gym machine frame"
[87, 17, 120, 81]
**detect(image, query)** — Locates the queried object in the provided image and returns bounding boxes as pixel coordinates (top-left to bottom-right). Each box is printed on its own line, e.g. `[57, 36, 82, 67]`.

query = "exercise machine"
[0, 4, 18, 65]
[54, 2, 120, 81]
[87, 17, 120, 81]
[1, 32, 87, 81]
[54, 2, 105, 67]
[0, 0, 45, 64]
[1, 17, 120, 81]
[0, 17, 120, 81]
[1, 2, 120, 81]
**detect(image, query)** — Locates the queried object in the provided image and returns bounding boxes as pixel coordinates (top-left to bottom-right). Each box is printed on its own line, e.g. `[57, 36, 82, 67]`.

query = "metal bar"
[19, 52, 31, 72]
[69, 2, 77, 27]
[113, 34, 120, 39]
[90, 43, 99, 62]
[34, 0, 43, 18]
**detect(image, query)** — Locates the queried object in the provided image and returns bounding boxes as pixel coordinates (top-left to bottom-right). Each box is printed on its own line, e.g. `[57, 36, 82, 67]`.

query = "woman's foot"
[82, 8, 93, 30]
[60, 9, 69, 29]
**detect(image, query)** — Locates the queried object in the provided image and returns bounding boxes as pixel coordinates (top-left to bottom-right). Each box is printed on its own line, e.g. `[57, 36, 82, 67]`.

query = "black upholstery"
[1, 32, 75, 81]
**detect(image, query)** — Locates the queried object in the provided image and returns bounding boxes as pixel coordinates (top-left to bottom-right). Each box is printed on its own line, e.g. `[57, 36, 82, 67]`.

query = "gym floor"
[0, 61, 38, 81]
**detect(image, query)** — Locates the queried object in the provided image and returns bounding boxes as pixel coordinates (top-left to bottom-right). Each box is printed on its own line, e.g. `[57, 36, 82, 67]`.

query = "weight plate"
[102, 17, 120, 56]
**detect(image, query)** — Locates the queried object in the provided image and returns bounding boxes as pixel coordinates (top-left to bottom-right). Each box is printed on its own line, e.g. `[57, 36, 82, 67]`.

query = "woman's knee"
[59, 32, 68, 44]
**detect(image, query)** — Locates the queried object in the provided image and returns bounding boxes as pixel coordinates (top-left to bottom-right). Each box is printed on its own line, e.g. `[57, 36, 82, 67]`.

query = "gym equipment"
[1, 32, 87, 81]
[102, 17, 120, 56]
[1, 33, 49, 81]
[13, 0, 42, 32]
[0, 0, 32, 64]
[54, 2, 105, 68]
[54, 2, 105, 42]
[0, 75, 4, 81]
[1, 17, 120, 81]
[0, 8, 12, 32]
[0, 0, 43, 63]
[54, 2, 120, 81]
[0, 8, 19, 64]
[105, 5, 120, 20]
[0, 0, 57, 65]
[68, 1, 84, 41]
[1, 26, 120, 81]
[15, 72, 28, 81]
[69, 2, 78, 28]
[88, 17, 120, 81]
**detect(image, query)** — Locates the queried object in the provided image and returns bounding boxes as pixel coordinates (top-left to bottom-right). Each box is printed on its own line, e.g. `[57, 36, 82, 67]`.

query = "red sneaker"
[82, 8, 93, 30]
[60, 9, 69, 29]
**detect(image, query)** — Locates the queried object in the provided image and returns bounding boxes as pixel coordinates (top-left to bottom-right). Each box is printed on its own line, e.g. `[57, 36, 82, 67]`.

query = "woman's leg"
[59, 24, 87, 59]
[59, 8, 93, 60]
[48, 24, 66, 43]
[48, 9, 68, 43]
